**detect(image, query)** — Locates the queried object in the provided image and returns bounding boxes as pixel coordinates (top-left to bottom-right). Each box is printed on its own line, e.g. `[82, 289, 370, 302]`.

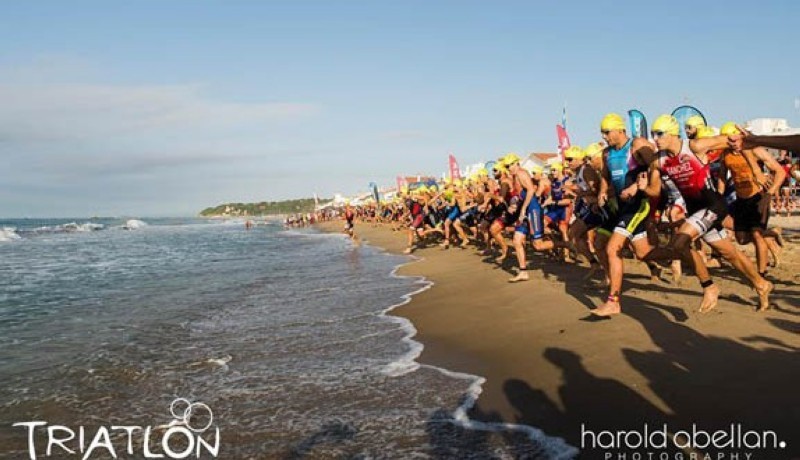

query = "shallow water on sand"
[0, 218, 574, 459]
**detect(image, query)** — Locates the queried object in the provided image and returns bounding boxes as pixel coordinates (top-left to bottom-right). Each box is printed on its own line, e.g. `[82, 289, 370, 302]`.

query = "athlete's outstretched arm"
[731, 126, 800, 151]
[689, 135, 728, 160]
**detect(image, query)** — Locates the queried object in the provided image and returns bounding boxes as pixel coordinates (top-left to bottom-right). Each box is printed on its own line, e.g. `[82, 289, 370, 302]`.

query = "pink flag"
[448, 154, 462, 180]
[556, 124, 571, 160]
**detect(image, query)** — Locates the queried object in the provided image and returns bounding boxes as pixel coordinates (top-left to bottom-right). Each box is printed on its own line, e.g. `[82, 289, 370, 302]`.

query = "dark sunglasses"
[601, 130, 612, 135]
[651, 131, 667, 138]
[564, 157, 574, 162]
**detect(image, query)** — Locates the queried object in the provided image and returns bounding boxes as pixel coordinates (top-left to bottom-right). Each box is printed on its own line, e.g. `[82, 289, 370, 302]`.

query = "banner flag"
[556, 124, 571, 159]
[448, 154, 462, 180]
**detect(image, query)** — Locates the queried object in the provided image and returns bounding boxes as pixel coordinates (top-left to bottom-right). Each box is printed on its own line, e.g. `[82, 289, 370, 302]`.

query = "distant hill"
[199, 198, 327, 217]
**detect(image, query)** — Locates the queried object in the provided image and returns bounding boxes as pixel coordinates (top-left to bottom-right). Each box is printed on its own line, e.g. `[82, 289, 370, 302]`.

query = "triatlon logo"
[13, 398, 220, 459]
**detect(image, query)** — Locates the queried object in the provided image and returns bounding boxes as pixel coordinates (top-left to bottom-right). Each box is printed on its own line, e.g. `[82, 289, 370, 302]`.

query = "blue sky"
[2, 0, 798, 216]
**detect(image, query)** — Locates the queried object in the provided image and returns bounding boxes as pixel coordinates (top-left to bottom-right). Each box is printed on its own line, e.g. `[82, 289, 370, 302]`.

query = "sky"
[2, 0, 798, 217]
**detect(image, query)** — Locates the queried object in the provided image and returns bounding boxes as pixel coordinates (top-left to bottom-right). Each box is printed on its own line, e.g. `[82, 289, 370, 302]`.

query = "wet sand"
[318, 218, 799, 458]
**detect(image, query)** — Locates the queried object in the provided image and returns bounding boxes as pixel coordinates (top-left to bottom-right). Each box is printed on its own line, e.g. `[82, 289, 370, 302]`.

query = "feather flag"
[556, 124, 571, 160]
[448, 154, 462, 180]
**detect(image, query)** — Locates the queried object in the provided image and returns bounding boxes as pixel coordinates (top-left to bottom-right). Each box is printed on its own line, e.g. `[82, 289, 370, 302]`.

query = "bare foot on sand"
[592, 300, 621, 317]
[495, 249, 508, 265]
[769, 244, 782, 268]
[773, 226, 784, 246]
[508, 271, 529, 283]
[698, 284, 720, 313]
[756, 281, 773, 312]
[648, 264, 662, 283]
[670, 260, 682, 285]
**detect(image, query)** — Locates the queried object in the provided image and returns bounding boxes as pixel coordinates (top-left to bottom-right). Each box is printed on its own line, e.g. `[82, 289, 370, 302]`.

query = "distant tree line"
[199, 198, 327, 217]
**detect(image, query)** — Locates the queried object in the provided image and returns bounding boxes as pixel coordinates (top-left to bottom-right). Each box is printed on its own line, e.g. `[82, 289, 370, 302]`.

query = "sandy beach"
[318, 218, 799, 458]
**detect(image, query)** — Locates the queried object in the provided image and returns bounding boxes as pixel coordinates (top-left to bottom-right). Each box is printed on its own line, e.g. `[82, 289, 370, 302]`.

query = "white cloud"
[0, 58, 325, 216]
[0, 83, 319, 143]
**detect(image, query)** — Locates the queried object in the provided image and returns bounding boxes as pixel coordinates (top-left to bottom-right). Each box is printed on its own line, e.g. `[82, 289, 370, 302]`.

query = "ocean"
[0, 218, 576, 459]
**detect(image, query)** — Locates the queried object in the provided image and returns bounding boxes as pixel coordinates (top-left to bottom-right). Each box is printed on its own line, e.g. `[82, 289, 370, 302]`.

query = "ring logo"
[12, 398, 220, 459]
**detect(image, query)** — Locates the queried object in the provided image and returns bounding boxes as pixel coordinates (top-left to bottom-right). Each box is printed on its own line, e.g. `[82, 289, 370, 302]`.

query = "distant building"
[746, 118, 800, 135]
[522, 152, 560, 172]
[745, 118, 799, 157]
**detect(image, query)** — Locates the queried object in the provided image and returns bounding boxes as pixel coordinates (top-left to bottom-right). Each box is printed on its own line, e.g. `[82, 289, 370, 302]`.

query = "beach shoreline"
[316, 219, 799, 458]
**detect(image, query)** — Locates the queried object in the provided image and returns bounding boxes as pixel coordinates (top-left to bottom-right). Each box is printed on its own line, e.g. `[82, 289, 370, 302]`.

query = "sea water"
[0, 218, 575, 459]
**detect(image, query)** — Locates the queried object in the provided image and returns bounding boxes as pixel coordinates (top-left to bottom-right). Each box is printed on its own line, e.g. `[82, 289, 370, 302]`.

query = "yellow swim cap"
[652, 115, 680, 136]
[584, 142, 605, 159]
[685, 115, 706, 128]
[564, 145, 585, 160]
[501, 152, 521, 167]
[719, 122, 741, 136]
[695, 126, 716, 139]
[550, 163, 564, 171]
[477, 167, 489, 177]
[530, 165, 543, 175]
[601, 113, 626, 131]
